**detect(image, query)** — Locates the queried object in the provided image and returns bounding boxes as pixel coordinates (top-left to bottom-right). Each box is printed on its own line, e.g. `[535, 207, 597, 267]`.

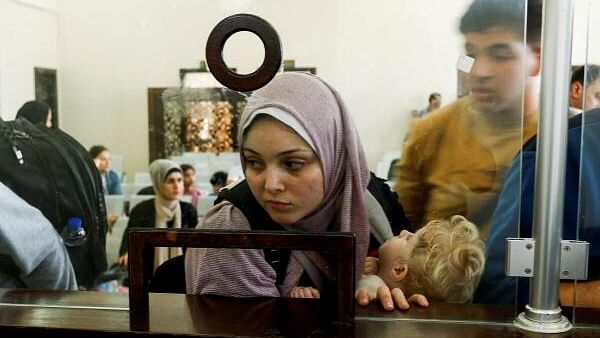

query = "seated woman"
[185, 72, 409, 303]
[117, 159, 198, 268]
[356, 215, 485, 308]
[181, 163, 201, 208]
[89, 145, 122, 195]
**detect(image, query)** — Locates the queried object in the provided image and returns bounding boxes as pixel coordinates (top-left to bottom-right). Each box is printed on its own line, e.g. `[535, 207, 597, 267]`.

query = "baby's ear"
[391, 263, 408, 282]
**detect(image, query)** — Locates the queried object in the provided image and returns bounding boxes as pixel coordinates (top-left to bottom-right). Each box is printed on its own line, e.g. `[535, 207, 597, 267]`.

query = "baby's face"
[379, 230, 419, 265]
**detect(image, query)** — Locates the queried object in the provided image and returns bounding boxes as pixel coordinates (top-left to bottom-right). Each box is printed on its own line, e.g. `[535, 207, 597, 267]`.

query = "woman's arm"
[184, 201, 279, 297]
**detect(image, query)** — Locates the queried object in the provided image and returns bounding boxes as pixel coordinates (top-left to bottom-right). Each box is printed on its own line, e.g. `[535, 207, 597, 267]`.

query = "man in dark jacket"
[476, 108, 600, 305]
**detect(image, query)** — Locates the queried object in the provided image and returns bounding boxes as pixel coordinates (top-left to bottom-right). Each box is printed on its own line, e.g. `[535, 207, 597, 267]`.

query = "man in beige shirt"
[395, 0, 542, 237]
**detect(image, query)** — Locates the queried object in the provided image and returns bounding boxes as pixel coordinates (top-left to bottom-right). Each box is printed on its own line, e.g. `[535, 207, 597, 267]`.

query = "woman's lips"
[266, 200, 292, 211]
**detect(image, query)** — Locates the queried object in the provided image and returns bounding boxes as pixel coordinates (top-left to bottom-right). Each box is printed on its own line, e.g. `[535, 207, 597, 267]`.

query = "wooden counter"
[1, 289, 599, 338]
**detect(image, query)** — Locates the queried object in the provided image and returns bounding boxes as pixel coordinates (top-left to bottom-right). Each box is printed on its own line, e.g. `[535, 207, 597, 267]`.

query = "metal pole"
[515, 0, 574, 333]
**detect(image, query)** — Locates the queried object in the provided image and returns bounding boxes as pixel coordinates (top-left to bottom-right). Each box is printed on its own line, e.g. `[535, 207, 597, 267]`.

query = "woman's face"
[183, 168, 196, 190]
[161, 171, 184, 201]
[243, 117, 324, 225]
[93, 150, 110, 173]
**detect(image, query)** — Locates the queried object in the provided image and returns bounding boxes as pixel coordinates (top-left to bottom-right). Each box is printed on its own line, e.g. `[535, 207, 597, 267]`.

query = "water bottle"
[60, 217, 87, 247]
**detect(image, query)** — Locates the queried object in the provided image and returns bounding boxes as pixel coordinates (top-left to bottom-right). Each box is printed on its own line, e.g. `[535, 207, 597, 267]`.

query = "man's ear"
[528, 44, 542, 77]
[571, 81, 583, 101]
[390, 263, 409, 282]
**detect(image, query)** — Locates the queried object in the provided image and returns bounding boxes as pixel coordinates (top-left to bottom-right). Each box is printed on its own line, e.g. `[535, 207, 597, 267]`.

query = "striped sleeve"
[184, 201, 279, 297]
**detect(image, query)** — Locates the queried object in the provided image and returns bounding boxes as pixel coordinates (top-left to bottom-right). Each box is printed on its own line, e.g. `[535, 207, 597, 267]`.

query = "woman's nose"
[264, 168, 284, 194]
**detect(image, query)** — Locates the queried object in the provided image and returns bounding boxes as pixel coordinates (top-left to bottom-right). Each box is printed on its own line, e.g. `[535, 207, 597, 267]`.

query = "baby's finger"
[407, 294, 429, 307]
[356, 289, 371, 306]
[376, 285, 394, 311]
[390, 288, 409, 310]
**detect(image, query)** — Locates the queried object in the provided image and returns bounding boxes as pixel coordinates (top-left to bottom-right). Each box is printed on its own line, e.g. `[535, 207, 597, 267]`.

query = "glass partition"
[571, 0, 600, 327]
[0, 0, 567, 327]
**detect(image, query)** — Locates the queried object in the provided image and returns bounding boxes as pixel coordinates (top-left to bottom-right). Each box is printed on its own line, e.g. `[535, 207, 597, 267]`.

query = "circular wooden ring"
[206, 14, 282, 92]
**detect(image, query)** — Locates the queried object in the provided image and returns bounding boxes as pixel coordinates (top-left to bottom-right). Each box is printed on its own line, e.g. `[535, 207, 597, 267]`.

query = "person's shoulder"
[409, 98, 466, 137]
[179, 200, 196, 213]
[130, 198, 155, 216]
[201, 200, 251, 231]
[403, 98, 467, 155]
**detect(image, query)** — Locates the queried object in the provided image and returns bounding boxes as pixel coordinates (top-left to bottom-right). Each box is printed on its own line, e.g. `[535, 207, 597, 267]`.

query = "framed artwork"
[34, 67, 58, 128]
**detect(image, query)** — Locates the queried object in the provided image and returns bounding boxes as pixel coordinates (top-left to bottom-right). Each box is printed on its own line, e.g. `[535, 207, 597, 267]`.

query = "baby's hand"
[290, 286, 320, 298]
[355, 275, 429, 311]
[363, 256, 379, 275]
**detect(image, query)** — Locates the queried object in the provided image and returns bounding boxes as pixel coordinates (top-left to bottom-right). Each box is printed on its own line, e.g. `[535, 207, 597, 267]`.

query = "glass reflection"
[571, 0, 600, 326]
[2, 0, 596, 328]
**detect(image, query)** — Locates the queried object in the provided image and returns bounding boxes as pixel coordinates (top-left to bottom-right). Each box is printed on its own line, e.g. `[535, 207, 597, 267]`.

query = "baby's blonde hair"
[402, 215, 485, 303]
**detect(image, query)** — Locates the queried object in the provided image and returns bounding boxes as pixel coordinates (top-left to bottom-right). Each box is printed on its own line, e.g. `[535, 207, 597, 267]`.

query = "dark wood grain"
[2, 290, 600, 337]
[205, 14, 282, 92]
[127, 229, 356, 324]
[147, 87, 167, 163]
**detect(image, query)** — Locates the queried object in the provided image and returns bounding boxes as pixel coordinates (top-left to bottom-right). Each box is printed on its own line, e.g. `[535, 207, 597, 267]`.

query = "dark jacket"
[119, 198, 198, 255]
[475, 108, 600, 304]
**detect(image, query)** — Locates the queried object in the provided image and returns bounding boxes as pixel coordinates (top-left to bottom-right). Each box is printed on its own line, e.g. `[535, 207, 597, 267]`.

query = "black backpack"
[0, 117, 107, 288]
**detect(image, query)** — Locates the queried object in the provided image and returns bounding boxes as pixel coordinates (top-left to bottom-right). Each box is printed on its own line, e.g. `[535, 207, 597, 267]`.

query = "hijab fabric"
[149, 159, 183, 271]
[239, 72, 370, 293]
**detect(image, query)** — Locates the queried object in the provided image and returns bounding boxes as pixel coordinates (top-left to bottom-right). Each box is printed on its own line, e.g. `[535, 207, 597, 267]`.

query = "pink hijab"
[240, 72, 370, 284]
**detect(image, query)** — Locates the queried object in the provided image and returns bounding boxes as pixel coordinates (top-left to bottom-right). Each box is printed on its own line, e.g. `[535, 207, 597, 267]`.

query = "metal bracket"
[505, 238, 589, 280]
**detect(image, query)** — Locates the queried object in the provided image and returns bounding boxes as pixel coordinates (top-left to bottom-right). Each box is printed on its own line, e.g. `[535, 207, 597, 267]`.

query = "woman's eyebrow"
[243, 147, 313, 156]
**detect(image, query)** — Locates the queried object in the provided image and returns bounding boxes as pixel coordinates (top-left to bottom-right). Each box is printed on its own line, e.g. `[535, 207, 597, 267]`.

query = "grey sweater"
[0, 182, 77, 290]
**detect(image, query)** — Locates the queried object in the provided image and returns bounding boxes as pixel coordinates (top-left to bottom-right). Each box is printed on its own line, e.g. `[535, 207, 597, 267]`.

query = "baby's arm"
[363, 256, 379, 275]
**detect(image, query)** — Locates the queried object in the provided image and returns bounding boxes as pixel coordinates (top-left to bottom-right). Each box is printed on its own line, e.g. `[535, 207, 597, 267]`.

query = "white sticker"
[456, 54, 475, 73]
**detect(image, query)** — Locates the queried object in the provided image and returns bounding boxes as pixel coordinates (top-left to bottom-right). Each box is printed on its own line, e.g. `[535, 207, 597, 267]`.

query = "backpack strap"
[0, 117, 24, 165]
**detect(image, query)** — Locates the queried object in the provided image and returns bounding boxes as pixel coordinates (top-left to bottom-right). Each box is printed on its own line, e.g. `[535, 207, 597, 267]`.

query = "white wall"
[57, 0, 471, 177]
[3, 0, 588, 178]
[0, 0, 58, 119]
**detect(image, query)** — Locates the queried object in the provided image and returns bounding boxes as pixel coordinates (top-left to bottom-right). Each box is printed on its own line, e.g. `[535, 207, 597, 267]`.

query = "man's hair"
[89, 145, 108, 159]
[16, 100, 50, 125]
[180, 163, 195, 173]
[571, 65, 600, 86]
[210, 171, 228, 186]
[460, 0, 543, 44]
[428, 93, 441, 103]
[401, 215, 485, 303]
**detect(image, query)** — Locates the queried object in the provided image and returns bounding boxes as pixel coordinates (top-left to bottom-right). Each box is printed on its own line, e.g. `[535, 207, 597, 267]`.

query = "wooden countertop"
[1, 289, 599, 337]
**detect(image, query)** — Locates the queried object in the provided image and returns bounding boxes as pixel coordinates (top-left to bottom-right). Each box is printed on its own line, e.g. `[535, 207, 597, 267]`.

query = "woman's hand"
[290, 286, 320, 298]
[106, 213, 119, 234]
[116, 253, 128, 266]
[363, 256, 379, 275]
[355, 275, 429, 311]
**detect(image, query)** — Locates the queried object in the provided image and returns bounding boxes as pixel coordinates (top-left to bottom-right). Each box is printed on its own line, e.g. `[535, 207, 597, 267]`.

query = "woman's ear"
[390, 263, 409, 282]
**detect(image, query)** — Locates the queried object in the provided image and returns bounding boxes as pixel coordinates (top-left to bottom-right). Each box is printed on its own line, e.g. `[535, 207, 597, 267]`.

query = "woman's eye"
[245, 159, 263, 169]
[285, 161, 304, 171]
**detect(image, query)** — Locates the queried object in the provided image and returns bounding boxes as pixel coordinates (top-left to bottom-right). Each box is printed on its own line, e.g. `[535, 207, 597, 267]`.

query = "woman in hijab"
[185, 72, 411, 308]
[117, 159, 198, 269]
[16, 101, 53, 128]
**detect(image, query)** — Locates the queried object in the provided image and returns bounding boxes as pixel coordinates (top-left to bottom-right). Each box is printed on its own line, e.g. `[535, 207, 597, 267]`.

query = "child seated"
[357, 215, 485, 308]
